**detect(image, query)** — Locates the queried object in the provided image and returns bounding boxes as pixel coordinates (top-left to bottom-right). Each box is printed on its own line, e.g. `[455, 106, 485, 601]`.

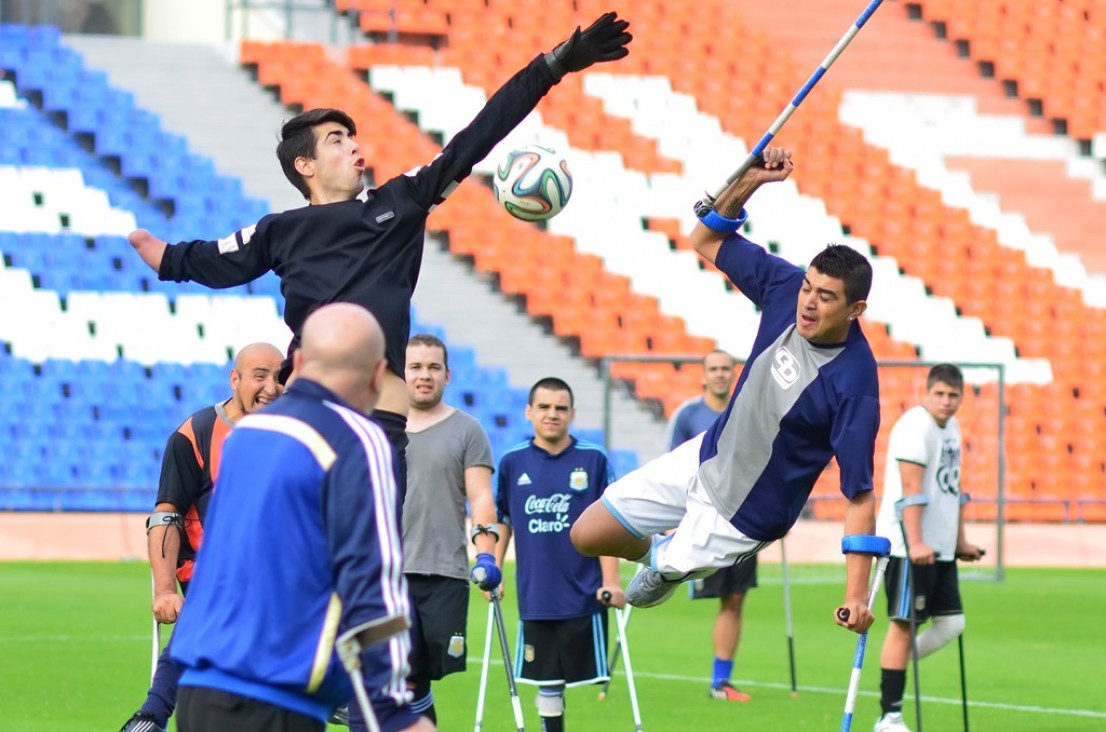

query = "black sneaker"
[329, 705, 350, 726]
[119, 713, 166, 732]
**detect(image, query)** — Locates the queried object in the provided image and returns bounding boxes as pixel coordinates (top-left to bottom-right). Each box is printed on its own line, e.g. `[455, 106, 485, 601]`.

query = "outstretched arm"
[690, 147, 793, 265]
[129, 229, 167, 273]
[407, 12, 632, 210]
[130, 219, 273, 289]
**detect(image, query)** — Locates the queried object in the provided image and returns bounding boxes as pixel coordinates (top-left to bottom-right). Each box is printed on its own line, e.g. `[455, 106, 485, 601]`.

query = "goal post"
[600, 355, 1007, 582]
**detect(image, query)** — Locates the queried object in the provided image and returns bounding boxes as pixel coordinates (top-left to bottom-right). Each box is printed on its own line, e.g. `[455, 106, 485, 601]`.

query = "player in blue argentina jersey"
[572, 147, 882, 634]
[496, 378, 624, 732]
[170, 304, 431, 732]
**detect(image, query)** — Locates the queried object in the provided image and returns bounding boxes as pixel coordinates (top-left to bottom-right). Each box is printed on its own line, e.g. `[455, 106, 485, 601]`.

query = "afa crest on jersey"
[568, 468, 589, 491]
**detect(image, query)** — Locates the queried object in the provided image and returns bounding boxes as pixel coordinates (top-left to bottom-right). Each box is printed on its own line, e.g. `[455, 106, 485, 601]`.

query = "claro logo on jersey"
[524, 493, 571, 534]
[770, 347, 801, 389]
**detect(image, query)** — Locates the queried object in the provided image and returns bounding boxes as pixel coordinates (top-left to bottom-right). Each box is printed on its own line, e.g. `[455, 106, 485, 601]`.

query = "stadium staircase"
[65, 34, 305, 214]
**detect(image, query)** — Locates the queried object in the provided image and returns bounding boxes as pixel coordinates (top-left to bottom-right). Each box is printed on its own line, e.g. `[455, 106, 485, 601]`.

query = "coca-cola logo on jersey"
[524, 493, 572, 515]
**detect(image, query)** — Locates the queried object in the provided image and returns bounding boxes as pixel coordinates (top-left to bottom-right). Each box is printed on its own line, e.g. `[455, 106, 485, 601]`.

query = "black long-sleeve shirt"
[160, 54, 558, 376]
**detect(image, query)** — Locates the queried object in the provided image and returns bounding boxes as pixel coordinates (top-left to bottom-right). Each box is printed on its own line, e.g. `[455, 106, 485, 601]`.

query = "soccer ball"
[493, 144, 573, 222]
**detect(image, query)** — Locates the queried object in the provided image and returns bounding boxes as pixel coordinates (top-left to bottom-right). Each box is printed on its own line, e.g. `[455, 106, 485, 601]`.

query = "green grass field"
[2, 561, 1103, 732]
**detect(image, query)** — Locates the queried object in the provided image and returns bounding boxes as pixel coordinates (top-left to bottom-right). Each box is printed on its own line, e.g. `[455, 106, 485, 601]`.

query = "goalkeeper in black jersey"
[126, 12, 632, 506]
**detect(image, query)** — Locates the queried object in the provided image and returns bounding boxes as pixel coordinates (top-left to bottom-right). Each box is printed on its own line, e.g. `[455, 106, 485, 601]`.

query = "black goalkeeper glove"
[545, 11, 632, 80]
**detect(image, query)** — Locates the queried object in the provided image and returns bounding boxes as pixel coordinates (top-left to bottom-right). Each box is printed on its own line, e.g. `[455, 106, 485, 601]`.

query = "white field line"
[2, 634, 1101, 720]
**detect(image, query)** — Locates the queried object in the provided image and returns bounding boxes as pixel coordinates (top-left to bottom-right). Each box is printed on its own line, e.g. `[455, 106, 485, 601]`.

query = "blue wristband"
[698, 207, 748, 234]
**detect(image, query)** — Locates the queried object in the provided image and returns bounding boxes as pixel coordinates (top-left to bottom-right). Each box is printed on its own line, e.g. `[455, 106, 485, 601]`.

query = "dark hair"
[277, 109, 357, 200]
[528, 377, 574, 407]
[808, 244, 872, 304]
[407, 333, 449, 370]
[927, 363, 963, 391]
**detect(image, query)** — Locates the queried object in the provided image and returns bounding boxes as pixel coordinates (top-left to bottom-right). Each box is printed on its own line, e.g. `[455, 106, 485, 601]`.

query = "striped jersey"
[158, 55, 559, 378]
[171, 379, 410, 722]
[496, 437, 614, 621]
[156, 400, 234, 583]
[700, 236, 880, 541]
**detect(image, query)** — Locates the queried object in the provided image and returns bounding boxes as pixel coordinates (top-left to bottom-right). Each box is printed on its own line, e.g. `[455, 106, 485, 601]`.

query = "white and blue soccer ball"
[493, 144, 573, 222]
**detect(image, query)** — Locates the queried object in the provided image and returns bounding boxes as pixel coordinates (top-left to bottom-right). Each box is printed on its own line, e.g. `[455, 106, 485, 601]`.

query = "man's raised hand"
[546, 11, 632, 79]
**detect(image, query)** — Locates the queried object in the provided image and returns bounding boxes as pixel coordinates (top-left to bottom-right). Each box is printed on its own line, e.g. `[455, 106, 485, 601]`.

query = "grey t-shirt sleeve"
[462, 417, 495, 473]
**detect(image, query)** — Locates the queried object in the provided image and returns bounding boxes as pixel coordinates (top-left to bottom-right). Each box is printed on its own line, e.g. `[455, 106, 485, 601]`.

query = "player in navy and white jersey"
[126, 12, 633, 503]
[496, 378, 624, 732]
[170, 304, 430, 732]
[572, 147, 883, 634]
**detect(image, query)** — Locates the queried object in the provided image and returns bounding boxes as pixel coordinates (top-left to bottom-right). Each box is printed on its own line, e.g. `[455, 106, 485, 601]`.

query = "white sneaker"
[873, 712, 911, 732]
[625, 568, 682, 607]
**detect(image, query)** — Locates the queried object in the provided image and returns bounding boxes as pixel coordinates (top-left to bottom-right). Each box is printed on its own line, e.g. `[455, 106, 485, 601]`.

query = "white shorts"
[600, 434, 771, 577]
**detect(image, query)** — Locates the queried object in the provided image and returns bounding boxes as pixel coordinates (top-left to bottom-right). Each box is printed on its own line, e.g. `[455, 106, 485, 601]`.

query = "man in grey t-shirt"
[402, 334, 499, 724]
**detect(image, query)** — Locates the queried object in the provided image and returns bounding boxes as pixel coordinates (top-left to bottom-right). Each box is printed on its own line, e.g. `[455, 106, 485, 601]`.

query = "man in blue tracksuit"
[170, 303, 436, 732]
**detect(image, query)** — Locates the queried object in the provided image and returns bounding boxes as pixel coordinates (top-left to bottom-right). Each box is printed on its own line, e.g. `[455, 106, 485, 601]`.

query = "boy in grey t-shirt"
[401, 334, 499, 724]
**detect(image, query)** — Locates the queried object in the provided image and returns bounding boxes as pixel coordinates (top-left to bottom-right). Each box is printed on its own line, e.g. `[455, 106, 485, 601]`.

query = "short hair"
[407, 333, 449, 370]
[808, 244, 872, 304]
[702, 349, 735, 368]
[276, 109, 357, 200]
[927, 363, 963, 391]
[528, 377, 574, 407]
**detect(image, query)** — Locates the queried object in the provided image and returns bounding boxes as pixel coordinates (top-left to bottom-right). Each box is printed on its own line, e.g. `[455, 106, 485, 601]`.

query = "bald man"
[170, 304, 432, 732]
[121, 342, 283, 732]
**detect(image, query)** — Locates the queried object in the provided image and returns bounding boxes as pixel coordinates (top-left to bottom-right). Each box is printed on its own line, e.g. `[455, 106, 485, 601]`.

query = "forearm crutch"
[473, 600, 496, 732]
[490, 592, 526, 732]
[335, 634, 383, 732]
[601, 590, 643, 732]
[780, 538, 799, 698]
[838, 535, 892, 732]
[697, 0, 888, 210]
[149, 572, 160, 682]
[896, 494, 930, 732]
[598, 604, 633, 700]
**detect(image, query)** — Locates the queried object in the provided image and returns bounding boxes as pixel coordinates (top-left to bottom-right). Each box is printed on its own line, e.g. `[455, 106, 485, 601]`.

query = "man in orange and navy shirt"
[119, 342, 284, 732]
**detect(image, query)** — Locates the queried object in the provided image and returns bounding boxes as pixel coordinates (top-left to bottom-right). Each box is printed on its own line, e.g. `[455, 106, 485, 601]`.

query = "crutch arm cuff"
[841, 534, 891, 556]
[894, 494, 929, 519]
[145, 511, 183, 534]
[338, 613, 410, 651]
[470, 523, 501, 544]
[697, 207, 748, 234]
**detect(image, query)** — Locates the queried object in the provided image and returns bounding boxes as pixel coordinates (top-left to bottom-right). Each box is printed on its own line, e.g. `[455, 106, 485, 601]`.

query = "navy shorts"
[884, 558, 962, 623]
[515, 613, 609, 687]
[690, 554, 758, 599]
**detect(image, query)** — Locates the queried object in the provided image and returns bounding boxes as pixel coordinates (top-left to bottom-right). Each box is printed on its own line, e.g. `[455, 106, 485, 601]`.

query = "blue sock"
[712, 658, 733, 687]
[139, 645, 182, 726]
